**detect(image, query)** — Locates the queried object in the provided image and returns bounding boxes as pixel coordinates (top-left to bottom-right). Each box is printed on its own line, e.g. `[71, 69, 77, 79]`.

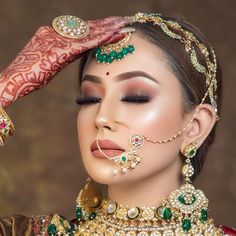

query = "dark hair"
[78, 15, 223, 181]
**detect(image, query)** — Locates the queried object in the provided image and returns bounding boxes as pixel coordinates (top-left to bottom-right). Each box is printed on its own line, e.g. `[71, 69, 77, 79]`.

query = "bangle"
[0, 107, 15, 146]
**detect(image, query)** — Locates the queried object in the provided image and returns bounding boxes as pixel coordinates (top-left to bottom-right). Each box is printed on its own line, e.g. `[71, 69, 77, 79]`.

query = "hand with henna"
[0, 16, 131, 108]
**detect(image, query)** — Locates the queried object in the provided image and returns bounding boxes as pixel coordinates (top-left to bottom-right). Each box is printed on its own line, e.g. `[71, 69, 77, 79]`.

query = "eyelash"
[76, 95, 151, 105]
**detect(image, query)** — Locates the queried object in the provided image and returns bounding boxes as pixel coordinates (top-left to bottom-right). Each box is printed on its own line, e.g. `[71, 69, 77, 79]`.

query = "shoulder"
[0, 214, 53, 236]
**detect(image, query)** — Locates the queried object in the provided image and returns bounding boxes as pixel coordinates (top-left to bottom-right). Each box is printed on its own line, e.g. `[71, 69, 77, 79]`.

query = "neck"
[107, 159, 182, 207]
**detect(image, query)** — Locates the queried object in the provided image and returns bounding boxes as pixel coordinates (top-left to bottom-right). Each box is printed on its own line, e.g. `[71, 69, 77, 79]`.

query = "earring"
[96, 121, 144, 175]
[182, 142, 197, 183]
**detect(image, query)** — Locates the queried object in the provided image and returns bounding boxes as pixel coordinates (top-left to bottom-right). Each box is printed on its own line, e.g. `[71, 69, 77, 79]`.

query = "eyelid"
[76, 94, 151, 106]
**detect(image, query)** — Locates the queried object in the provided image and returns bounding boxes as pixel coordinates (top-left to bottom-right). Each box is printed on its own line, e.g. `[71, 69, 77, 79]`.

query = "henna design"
[0, 16, 131, 108]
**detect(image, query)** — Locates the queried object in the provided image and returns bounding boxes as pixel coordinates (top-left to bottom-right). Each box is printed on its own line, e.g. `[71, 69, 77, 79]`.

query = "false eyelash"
[76, 95, 151, 106]
[121, 95, 151, 103]
[76, 96, 101, 105]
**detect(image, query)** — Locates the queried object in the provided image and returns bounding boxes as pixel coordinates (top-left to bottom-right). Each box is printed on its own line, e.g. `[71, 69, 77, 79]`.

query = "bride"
[0, 13, 235, 235]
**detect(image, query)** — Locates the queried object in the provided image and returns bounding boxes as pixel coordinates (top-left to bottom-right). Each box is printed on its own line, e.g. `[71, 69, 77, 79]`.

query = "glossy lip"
[92, 149, 125, 159]
[91, 139, 125, 152]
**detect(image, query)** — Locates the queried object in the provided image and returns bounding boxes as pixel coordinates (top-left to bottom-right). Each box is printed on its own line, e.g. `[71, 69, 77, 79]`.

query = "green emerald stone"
[76, 207, 83, 220]
[89, 212, 96, 220]
[110, 50, 117, 59]
[121, 156, 127, 162]
[122, 47, 129, 55]
[189, 149, 196, 157]
[95, 48, 102, 54]
[128, 45, 135, 52]
[102, 54, 109, 62]
[107, 56, 113, 64]
[182, 218, 192, 231]
[116, 52, 124, 60]
[178, 193, 196, 205]
[48, 224, 57, 234]
[67, 19, 78, 28]
[97, 54, 104, 62]
[201, 209, 208, 222]
[163, 207, 172, 220]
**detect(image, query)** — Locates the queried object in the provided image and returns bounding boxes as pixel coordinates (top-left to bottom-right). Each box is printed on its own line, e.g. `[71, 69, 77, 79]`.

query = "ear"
[180, 104, 217, 152]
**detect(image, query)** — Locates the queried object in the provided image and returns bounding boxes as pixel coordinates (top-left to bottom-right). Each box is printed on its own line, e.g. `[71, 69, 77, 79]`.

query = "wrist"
[0, 106, 15, 146]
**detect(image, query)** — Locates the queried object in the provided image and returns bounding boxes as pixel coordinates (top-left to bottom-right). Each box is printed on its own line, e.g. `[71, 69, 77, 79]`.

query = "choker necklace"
[47, 178, 224, 235]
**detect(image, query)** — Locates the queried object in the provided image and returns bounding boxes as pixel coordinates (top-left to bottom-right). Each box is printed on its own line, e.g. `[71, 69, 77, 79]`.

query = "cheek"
[124, 92, 183, 178]
[77, 108, 93, 153]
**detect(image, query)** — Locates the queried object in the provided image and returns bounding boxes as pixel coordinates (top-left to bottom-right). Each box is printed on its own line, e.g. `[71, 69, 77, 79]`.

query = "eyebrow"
[81, 71, 160, 84]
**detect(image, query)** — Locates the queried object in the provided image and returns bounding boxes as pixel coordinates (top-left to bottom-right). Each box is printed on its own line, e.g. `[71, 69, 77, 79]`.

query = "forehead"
[82, 32, 170, 79]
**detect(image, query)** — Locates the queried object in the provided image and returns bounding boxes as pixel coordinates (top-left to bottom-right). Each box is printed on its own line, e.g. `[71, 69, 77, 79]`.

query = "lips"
[91, 139, 125, 152]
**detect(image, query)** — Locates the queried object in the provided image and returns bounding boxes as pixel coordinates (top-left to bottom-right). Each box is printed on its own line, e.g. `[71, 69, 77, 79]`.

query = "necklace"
[47, 178, 224, 235]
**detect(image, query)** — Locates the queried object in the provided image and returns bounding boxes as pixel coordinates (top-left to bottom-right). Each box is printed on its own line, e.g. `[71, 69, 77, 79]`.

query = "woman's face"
[77, 32, 185, 185]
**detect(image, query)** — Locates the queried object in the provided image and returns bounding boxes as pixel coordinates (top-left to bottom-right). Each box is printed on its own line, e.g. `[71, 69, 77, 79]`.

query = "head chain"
[127, 13, 219, 119]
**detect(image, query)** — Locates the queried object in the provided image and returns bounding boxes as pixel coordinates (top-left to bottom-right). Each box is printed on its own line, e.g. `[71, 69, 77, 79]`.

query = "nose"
[94, 97, 119, 132]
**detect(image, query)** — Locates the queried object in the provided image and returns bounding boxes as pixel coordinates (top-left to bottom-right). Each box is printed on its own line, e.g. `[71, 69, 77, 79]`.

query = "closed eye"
[76, 95, 151, 106]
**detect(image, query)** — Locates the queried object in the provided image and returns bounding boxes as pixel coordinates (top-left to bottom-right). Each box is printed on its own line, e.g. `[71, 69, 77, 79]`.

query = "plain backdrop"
[0, 0, 235, 227]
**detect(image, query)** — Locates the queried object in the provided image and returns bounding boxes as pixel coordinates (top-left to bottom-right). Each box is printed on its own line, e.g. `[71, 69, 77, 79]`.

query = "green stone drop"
[107, 56, 113, 64]
[182, 218, 192, 232]
[95, 48, 102, 55]
[201, 208, 208, 222]
[128, 45, 135, 53]
[76, 207, 83, 220]
[102, 54, 109, 63]
[163, 208, 172, 220]
[121, 156, 127, 162]
[122, 47, 129, 55]
[116, 52, 124, 60]
[110, 50, 117, 59]
[89, 212, 96, 220]
[67, 19, 78, 28]
[97, 54, 103, 62]
[48, 224, 57, 234]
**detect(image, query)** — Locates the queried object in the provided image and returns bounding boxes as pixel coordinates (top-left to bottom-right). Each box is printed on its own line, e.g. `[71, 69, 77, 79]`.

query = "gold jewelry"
[47, 177, 224, 235]
[95, 32, 135, 64]
[95, 12, 219, 120]
[96, 121, 144, 175]
[181, 143, 197, 184]
[52, 15, 89, 39]
[0, 107, 15, 146]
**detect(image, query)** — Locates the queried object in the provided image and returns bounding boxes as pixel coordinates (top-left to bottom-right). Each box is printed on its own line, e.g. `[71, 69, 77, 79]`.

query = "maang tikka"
[96, 120, 144, 175]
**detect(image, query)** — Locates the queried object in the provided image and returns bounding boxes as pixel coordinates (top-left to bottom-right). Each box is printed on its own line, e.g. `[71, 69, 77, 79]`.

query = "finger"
[87, 16, 123, 25]
[88, 19, 131, 39]
[88, 16, 131, 30]
[105, 32, 128, 44]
